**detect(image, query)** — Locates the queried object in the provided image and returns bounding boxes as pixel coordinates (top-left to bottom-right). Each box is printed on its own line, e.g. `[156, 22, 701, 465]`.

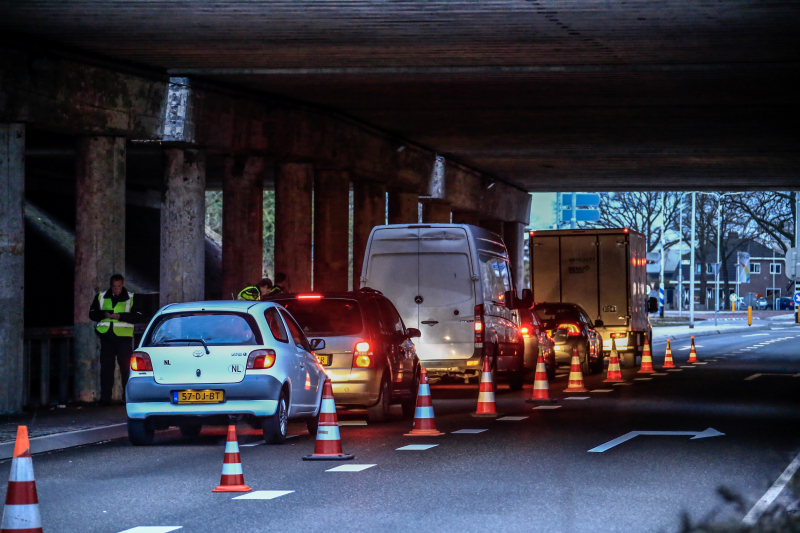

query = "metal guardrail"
[23, 324, 147, 408]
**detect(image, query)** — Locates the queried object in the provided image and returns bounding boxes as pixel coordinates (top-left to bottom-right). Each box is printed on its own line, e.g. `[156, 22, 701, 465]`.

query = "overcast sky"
[529, 193, 557, 229]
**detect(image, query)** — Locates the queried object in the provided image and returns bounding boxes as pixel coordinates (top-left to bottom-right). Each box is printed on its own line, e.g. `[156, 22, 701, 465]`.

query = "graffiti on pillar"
[428, 155, 446, 200]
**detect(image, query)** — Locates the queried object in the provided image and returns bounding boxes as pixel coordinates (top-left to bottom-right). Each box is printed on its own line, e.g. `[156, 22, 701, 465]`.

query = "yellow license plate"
[316, 354, 331, 366]
[173, 390, 224, 404]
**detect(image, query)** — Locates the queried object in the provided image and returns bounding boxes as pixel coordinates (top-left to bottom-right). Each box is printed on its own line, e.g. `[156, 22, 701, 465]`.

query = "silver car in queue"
[125, 301, 327, 446]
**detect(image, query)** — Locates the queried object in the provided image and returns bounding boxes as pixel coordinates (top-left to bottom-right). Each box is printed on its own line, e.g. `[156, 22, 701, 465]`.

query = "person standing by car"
[89, 273, 143, 405]
[257, 277, 273, 300]
[268, 272, 286, 296]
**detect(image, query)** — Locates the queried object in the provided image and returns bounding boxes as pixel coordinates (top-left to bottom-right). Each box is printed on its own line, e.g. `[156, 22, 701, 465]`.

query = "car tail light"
[247, 349, 276, 369]
[130, 351, 153, 371]
[353, 341, 373, 368]
[475, 304, 484, 343]
[610, 332, 626, 339]
[298, 294, 322, 300]
[558, 323, 581, 336]
[520, 326, 530, 338]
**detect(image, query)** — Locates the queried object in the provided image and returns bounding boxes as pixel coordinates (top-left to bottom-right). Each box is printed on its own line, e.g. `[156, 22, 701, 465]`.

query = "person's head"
[257, 277, 273, 297]
[109, 274, 124, 295]
[274, 272, 286, 285]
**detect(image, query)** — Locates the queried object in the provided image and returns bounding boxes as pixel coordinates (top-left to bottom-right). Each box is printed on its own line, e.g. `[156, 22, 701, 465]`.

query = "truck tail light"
[353, 341, 373, 368]
[130, 351, 153, 371]
[610, 332, 626, 339]
[474, 304, 484, 343]
[247, 349, 276, 369]
[558, 323, 581, 336]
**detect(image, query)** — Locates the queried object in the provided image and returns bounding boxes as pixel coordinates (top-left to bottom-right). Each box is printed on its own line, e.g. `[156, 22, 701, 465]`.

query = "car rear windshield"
[532, 305, 579, 328]
[280, 299, 364, 336]
[144, 312, 262, 347]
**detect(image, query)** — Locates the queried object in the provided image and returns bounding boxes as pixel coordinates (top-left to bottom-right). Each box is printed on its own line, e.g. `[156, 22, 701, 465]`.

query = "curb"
[653, 322, 800, 343]
[0, 423, 127, 460]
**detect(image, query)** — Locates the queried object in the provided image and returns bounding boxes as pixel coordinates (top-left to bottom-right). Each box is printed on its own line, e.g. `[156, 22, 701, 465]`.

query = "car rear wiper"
[161, 338, 210, 354]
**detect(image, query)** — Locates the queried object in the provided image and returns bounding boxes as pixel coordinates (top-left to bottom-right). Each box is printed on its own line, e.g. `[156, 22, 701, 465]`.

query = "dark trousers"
[100, 334, 133, 402]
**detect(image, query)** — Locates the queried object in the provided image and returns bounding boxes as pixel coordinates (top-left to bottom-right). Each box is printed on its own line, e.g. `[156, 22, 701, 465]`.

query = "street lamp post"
[660, 193, 665, 318]
[690, 192, 696, 328]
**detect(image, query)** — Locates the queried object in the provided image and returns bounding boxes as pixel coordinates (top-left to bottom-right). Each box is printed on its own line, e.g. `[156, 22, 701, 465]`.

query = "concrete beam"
[422, 202, 451, 224]
[0, 124, 25, 414]
[388, 192, 419, 225]
[222, 156, 265, 299]
[161, 149, 206, 306]
[73, 136, 126, 402]
[353, 180, 386, 289]
[274, 163, 313, 293]
[445, 165, 531, 224]
[313, 170, 350, 292]
[452, 211, 480, 226]
[504, 222, 525, 294]
[480, 220, 505, 239]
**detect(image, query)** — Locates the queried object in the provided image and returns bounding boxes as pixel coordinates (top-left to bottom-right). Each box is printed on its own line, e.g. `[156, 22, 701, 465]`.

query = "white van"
[360, 224, 529, 389]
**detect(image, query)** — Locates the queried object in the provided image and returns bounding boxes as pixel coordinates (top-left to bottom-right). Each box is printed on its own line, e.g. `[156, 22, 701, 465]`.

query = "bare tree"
[728, 191, 796, 253]
[597, 192, 683, 252]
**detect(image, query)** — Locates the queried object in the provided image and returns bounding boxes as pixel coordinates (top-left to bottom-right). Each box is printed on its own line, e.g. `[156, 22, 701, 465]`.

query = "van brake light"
[130, 351, 153, 371]
[474, 304, 485, 343]
[247, 349, 277, 369]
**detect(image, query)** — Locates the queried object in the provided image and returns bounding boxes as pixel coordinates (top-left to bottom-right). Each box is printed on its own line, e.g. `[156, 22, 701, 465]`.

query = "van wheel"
[262, 390, 288, 444]
[508, 370, 525, 391]
[179, 424, 202, 438]
[128, 418, 154, 446]
[367, 379, 391, 423]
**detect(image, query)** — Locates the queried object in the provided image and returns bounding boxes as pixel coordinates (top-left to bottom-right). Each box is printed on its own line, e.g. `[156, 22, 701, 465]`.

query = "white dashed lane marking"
[397, 444, 438, 451]
[564, 397, 589, 400]
[533, 405, 561, 410]
[497, 416, 529, 421]
[590, 389, 614, 393]
[651, 372, 668, 375]
[666, 369, 683, 372]
[634, 378, 653, 381]
[326, 464, 376, 472]
[452, 429, 488, 434]
[233, 491, 294, 500]
[118, 528, 183, 533]
[613, 382, 633, 386]
[742, 333, 770, 337]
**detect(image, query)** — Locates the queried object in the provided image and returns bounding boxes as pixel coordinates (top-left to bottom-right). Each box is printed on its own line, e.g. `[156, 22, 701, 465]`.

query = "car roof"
[268, 289, 383, 302]
[160, 300, 270, 314]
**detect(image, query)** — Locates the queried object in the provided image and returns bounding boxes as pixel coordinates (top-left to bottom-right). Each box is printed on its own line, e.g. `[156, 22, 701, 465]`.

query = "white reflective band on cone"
[477, 392, 495, 402]
[321, 399, 337, 413]
[533, 382, 548, 390]
[414, 406, 434, 419]
[9, 457, 35, 482]
[418, 384, 430, 396]
[1, 504, 43, 529]
[221, 463, 243, 476]
[225, 441, 240, 453]
[316, 427, 341, 441]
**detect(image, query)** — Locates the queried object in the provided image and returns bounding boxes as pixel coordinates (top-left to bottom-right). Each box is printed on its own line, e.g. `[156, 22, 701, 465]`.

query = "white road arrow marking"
[588, 428, 724, 452]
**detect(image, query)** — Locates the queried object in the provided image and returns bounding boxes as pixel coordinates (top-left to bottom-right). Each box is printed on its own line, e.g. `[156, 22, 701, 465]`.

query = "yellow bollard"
[748, 306, 752, 326]
[732, 301, 736, 313]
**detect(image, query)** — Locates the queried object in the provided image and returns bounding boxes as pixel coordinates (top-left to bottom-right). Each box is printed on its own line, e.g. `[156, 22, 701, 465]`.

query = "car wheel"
[179, 424, 202, 438]
[128, 418, 154, 446]
[262, 390, 288, 445]
[581, 345, 591, 375]
[508, 370, 525, 391]
[401, 371, 419, 419]
[306, 391, 322, 436]
[367, 379, 391, 423]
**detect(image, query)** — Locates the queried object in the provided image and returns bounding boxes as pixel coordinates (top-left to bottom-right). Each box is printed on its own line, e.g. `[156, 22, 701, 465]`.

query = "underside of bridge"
[0, 1, 798, 412]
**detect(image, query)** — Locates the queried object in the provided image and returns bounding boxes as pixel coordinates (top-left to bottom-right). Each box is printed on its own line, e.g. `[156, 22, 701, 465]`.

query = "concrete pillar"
[422, 202, 451, 224]
[222, 156, 265, 299]
[274, 163, 313, 293]
[161, 149, 206, 306]
[452, 211, 480, 226]
[504, 221, 525, 295]
[0, 124, 25, 413]
[313, 170, 350, 292]
[74, 136, 126, 402]
[388, 191, 419, 224]
[353, 180, 386, 289]
[480, 219, 505, 239]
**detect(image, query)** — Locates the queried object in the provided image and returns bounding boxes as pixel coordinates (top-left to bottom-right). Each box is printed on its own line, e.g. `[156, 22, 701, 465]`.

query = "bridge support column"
[0, 124, 25, 413]
[480, 220, 505, 239]
[422, 202, 451, 224]
[313, 170, 350, 292]
[222, 156, 265, 299]
[74, 136, 127, 402]
[274, 163, 313, 293]
[353, 180, 386, 289]
[452, 211, 479, 226]
[504, 222, 525, 294]
[388, 192, 419, 224]
[160, 148, 206, 306]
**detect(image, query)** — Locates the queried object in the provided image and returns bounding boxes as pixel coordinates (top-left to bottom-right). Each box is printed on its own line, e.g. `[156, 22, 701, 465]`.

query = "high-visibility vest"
[95, 292, 135, 337]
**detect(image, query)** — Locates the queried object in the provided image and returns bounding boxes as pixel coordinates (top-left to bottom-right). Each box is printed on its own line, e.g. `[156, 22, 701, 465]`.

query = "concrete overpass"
[0, 0, 798, 413]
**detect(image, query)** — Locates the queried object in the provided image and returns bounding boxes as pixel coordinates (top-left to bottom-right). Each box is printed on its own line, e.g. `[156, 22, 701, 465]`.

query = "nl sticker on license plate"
[173, 390, 224, 404]
[316, 354, 331, 366]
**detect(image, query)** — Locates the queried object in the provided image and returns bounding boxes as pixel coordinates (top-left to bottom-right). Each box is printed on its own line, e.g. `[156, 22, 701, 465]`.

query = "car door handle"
[421, 320, 438, 326]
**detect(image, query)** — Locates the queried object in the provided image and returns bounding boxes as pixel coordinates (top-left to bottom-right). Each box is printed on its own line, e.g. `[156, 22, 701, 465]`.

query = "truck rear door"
[598, 234, 629, 326]
[560, 235, 599, 318]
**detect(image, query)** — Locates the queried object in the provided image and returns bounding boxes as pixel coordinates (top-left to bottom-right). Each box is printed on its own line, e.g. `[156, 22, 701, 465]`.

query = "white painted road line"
[651, 372, 668, 375]
[233, 490, 294, 500]
[742, 333, 770, 337]
[452, 429, 488, 434]
[613, 382, 633, 386]
[118, 528, 183, 533]
[680, 366, 697, 368]
[397, 444, 438, 451]
[743, 450, 800, 525]
[532, 405, 561, 410]
[588, 428, 724, 452]
[326, 464, 376, 472]
[497, 416, 529, 421]
[590, 389, 614, 393]
[666, 369, 683, 372]
[338, 420, 368, 426]
[634, 378, 653, 381]
[745, 374, 762, 381]
[555, 373, 569, 377]
[693, 362, 708, 365]
[745, 373, 800, 381]
[564, 397, 589, 400]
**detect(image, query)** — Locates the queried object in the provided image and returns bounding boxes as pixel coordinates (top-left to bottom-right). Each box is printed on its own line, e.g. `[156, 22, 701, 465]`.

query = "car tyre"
[306, 391, 322, 436]
[128, 418, 154, 446]
[262, 390, 288, 445]
[581, 346, 591, 375]
[367, 379, 391, 423]
[401, 371, 419, 419]
[179, 424, 202, 438]
[508, 370, 525, 391]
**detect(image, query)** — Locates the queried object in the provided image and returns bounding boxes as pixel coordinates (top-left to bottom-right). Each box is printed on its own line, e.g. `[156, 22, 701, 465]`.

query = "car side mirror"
[406, 328, 421, 339]
[647, 297, 659, 313]
[310, 338, 325, 351]
[594, 319, 604, 327]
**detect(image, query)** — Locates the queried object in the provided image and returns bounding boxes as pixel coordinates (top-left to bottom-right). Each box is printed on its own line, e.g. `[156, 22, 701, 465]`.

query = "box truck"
[529, 228, 655, 368]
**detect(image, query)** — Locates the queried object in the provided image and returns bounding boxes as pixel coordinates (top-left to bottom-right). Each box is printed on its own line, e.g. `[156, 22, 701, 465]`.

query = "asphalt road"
[3, 329, 800, 533]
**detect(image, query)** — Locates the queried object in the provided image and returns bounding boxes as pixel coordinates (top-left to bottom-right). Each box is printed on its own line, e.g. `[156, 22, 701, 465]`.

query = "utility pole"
[715, 200, 721, 326]
[795, 191, 800, 321]
[689, 192, 696, 328]
[660, 193, 665, 318]
[678, 198, 683, 318]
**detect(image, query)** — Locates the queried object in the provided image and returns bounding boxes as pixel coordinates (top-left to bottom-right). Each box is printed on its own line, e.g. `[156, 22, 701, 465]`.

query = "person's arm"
[119, 295, 144, 324]
[88, 295, 106, 322]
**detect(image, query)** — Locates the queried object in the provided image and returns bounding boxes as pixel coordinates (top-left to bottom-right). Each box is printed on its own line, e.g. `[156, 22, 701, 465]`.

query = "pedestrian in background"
[89, 273, 143, 405]
[269, 272, 287, 295]
[257, 277, 273, 300]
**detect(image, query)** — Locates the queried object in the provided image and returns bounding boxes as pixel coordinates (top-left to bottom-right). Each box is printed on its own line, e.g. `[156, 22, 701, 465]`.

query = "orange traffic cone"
[1, 426, 43, 533]
[213, 425, 252, 492]
[303, 378, 355, 459]
[663, 339, 675, 368]
[638, 334, 655, 374]
[527, 346, 556, 403]
[564, 345, 588, 392]
[603, 339, 625, 383]
[472, 356, 503, 417]
[405, 368, 444, 436]
[688, 336, 698, 363]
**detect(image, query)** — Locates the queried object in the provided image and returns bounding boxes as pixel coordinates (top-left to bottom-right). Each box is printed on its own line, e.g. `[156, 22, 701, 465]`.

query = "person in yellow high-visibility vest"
[88, 273, 143, 405]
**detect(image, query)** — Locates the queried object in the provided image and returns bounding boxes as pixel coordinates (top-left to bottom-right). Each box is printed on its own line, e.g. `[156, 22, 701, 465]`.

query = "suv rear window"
[280, 299, 364, 336]
[144, 312, 262, 346]
[532, 305, 580, 328]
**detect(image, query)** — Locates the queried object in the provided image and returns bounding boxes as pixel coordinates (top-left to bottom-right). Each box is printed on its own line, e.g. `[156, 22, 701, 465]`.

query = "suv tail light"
[130, 351, 153, 371]
[475, 304, 484, 343]
[353, 341, 373, 368]
[558, 323, 581, 336]
[247, 349, 277, 369]
[520, 326, 531, 338]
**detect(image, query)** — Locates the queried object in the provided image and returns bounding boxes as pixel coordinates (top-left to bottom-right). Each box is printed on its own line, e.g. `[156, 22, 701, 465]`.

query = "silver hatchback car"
[126, 301, 327, 445]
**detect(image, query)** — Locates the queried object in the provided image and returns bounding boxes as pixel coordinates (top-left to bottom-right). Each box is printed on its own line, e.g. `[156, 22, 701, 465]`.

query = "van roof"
[370, 223, 508, 258]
